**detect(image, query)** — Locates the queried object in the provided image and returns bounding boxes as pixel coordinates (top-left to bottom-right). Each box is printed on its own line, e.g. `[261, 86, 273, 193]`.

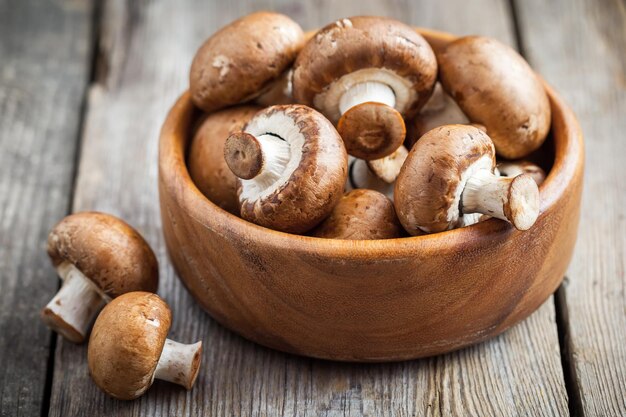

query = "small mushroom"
[188, 105, 260, 213]
[497, 160, 547, 186]
[406, 83, 470, 143]
[312, 189, 403, 240]
[190, 12, 304, 113]
[293, 16, 437, 160]
[395, 125, 540, 234]
[438, 36, 551, 159]
[224, 104, 348, 233]
[41, 212, 158, 343]
[88, 292, 202, 400]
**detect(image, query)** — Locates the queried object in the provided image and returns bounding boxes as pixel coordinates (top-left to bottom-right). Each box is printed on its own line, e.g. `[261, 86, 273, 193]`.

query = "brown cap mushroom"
[497, 160, 547, 186]
[190, 12, 304, 113]
[293, 16, 437, 160]
[88, 292, 202, 400]
[437, 36, 551, 159]
[41, 212, 158, 343]
[224, 104, 348, 233]
[395, 125, 540, 234]
[188, 105, 260, 213]
[312, 189, 403, 240]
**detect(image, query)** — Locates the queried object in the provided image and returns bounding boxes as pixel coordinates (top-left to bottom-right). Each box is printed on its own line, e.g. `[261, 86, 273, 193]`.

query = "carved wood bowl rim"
[158, 27, 584, 361]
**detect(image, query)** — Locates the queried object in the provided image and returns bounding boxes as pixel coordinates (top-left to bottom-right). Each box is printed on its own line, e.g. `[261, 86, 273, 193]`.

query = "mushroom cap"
[238, 105, 348, 234]
[47, 212, 159, 298]
[88, 292, 171, 400]
[395, 124, 495, 234]
[312, 189, 403, 240]
[292, 16, 437, 122]
[337, 102, 406, 160]
[190, 12, 304, 113]
[438, 36, 551, 159]
[188, 105, 260, 213]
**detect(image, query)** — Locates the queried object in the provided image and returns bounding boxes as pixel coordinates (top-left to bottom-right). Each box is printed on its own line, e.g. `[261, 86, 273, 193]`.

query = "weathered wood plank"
[0, 1, 94, 416]
[48, 0, 568, 415]
[514, 0, 626, 415]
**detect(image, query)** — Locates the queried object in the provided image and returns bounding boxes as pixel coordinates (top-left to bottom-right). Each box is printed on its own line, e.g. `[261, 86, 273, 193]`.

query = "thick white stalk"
[41, 262, 107, 343]
[461, 169, 513, 221]
[247, 134, 290, 190]
[462, 170, 539, 230]
[339, 82, 395, 115]
[154, 339, 203, 389]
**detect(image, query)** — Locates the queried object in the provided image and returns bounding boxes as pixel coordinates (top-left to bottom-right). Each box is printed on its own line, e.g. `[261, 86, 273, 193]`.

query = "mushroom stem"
[461, 170, 539, 230]
[154, 339, 203, 390]
[225, 132, 290, 189]
[41, 262, 108, 343]
[349, 159, 395, 200]
[339, 81, 395, 114]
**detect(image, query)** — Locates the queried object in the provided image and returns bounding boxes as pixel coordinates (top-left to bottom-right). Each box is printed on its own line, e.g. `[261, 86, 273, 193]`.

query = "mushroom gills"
[153, 339, 203, 390]
[248, 134, 291, 189]
[41, 262, 109, 343]
[339, 81, 395, 114]
[237, 111, 305, 202]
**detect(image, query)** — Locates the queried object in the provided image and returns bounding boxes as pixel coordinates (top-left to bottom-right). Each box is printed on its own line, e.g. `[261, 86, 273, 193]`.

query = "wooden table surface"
[1, 0, 624, 416]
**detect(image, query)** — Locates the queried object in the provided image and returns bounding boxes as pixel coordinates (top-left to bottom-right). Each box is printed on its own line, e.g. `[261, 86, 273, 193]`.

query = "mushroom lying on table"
[88, 292, 202, 400]
[190, 11, 304, 113]
[188, 105, 260, 214]
[293, 16, 437, 160]
[224, 104, 348, 233]
[395, 125, 540, 235]
[497, 160, 547, 186]
[348, 146, 408, 200]
[312, 189, 403, 240]
[41, 212, 158, 343]
[438, 36, 551, 159]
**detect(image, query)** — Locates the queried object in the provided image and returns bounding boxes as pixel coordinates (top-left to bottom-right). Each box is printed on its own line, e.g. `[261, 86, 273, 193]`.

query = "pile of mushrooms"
[39, 13, 554, 401]
[188, 12, 550, 238]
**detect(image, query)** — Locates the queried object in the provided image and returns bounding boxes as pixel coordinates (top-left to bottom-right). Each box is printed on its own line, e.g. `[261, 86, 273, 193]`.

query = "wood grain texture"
[48, 0, 569, 415]
[0, 1, 94, 416]
[514, 0, 626, 415]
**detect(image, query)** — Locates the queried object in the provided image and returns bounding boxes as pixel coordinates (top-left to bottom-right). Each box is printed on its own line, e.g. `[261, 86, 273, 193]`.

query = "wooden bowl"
[158, 29, 584, 361]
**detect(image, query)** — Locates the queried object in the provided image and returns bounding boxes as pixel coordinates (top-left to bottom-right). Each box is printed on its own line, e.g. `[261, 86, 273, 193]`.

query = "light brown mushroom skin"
[437, 36, 551, 159]
[312, 189, 403, 240]
[188, 105, 260, 214]
[237, 105, 348, 234]
[292, 16, 437, 119]
[395, 125, 496, 234]
[88, 292, 171, 400]
[190, 12, 304, 113]
[336, 102, 406, 160]
[497, 160, 547, 186]
[46, 212, 159, 298]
